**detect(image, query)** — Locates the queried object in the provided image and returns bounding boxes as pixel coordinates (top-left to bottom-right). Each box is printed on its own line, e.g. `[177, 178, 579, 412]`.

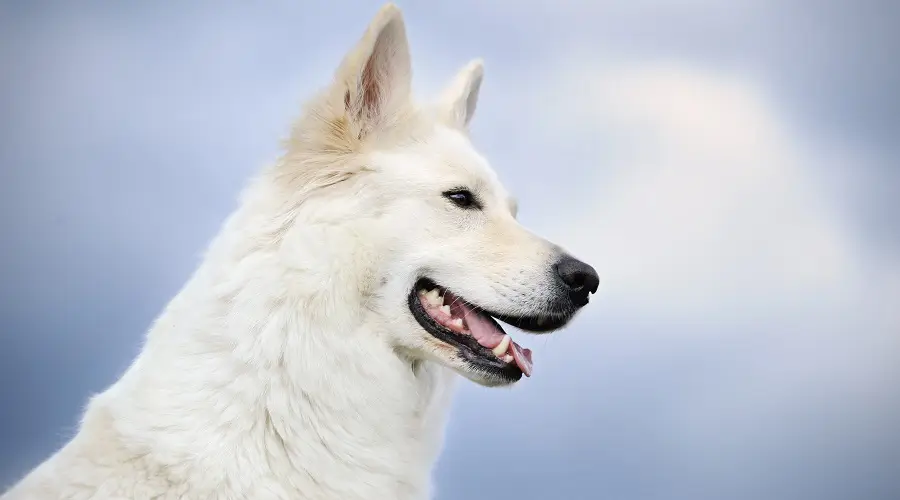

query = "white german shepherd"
[3, 4, 598, 499]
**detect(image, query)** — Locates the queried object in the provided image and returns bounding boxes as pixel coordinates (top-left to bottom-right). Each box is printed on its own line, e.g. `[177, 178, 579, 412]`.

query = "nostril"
[555, 255, 600, 295]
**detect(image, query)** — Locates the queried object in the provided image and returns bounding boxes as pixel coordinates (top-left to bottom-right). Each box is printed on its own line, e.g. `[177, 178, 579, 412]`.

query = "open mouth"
[408, 278, 574, 381]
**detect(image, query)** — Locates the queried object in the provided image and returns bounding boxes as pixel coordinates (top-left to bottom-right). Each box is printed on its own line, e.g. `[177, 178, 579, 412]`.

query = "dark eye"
[443, 189, 479, 209]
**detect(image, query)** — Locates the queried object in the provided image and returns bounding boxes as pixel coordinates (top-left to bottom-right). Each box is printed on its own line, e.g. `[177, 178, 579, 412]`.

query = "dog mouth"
[408, 278, 574, 381]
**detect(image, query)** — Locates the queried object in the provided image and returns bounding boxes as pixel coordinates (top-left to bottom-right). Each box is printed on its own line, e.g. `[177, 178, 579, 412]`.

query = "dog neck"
[90, 186, 457, 496]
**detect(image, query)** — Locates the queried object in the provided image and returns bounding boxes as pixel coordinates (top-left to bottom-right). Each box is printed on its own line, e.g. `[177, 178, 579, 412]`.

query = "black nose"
[555, 255, 600, 307]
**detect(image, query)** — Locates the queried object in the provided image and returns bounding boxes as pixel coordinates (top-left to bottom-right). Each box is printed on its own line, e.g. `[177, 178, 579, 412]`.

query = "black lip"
[407, 278, 578, 381]
[491, 310, 573, 333]
[408, 281, 522, 382]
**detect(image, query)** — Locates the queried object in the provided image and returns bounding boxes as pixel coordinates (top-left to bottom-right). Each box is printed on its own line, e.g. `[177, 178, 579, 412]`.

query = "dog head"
[276, 4, 598, 386]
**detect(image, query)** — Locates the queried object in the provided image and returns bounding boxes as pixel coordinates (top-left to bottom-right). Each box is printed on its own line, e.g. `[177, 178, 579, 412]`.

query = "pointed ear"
[333, 3, 411, 137]
[438, 59, 484, 129]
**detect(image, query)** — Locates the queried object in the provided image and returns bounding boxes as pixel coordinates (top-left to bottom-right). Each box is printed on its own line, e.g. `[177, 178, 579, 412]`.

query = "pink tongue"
[511, 343, 534, 377]
[456, 300, 533, 377]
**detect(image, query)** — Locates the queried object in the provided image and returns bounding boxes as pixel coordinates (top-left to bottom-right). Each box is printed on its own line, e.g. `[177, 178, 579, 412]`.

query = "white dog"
[3, 4, 598, 499]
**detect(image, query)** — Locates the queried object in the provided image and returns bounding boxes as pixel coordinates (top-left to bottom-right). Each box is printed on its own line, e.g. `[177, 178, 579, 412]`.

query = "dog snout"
[554, 255, 599, 307]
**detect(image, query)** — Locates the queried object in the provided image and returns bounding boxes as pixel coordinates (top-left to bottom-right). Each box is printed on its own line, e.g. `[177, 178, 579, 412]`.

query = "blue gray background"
[1, 1, 898, 499]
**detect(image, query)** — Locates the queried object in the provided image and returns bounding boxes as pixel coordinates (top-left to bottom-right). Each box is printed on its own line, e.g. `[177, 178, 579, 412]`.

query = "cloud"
[497, 59, 870, 322]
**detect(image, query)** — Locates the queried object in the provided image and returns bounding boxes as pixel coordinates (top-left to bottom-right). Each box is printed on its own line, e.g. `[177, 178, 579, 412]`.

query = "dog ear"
[437, 59, 484, 129]
[333, 3, 411, 138]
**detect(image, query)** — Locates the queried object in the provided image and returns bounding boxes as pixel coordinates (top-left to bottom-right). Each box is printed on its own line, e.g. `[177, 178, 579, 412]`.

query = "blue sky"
[1, 1, 898, 499]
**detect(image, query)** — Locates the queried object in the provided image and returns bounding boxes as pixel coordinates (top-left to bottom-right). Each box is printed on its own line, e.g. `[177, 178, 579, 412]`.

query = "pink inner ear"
[340, 14, 411, 138]
[360, 50, 383, 120]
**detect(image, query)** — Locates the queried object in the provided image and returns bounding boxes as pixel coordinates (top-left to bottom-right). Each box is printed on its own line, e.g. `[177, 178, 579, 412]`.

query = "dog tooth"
[502, 354, 514, 363]
[440, 305, 451, 316]
[449, 318, 464, 329]
[424, 289, 441, 306]
[492, 335, 511, 356]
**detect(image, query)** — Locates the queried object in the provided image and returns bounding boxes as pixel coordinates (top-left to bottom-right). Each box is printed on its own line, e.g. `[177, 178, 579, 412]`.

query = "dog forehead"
[376, 126, 508, 196]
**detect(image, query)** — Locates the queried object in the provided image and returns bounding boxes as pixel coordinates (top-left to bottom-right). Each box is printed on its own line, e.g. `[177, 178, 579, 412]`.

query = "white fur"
[3, 4, 585, 499]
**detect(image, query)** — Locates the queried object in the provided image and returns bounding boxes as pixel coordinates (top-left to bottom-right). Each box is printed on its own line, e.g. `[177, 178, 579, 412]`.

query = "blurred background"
[1, 1, 898, 498]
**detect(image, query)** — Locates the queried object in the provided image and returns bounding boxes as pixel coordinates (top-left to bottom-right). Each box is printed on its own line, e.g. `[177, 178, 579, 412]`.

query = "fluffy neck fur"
[85, 171, 457, 498]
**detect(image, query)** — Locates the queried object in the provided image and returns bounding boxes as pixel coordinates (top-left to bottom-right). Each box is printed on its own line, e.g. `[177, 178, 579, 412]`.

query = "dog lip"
[490, 310, 574, 333]
[408, 277, 575, 380]
[408, 278, 525, 382]
[413, 279, 576, 334]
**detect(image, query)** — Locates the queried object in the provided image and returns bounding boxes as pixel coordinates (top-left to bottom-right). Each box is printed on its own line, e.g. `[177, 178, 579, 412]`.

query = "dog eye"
[443, 189, 479, 209]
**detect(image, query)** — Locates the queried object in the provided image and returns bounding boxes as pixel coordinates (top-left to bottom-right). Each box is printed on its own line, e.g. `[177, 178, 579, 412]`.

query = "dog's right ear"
[332, 3, 412, 139]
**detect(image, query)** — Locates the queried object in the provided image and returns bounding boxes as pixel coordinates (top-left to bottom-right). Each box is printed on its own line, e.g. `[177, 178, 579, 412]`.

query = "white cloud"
[515, 60, 864, 321]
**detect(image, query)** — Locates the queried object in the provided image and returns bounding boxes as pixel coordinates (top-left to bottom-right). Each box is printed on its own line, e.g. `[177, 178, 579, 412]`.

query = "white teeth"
[492, 335, 511, 356]
[424, 289, 442, 307]
[440, 305, 451, 316]
[449, 318, 464, 329]
[502, 354, 514, 363]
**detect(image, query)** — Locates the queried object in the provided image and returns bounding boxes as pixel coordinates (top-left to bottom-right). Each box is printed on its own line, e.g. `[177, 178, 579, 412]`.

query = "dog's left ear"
[437, 59, 484, 130]
[333, 3, 412, 138]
